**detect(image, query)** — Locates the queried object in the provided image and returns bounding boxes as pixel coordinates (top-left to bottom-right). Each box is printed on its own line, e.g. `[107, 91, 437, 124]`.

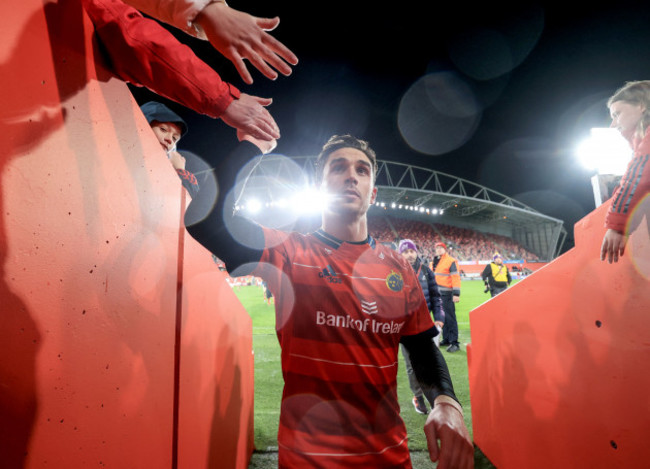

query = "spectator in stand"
[481, 253, 511, 297]
[82, 0, 282, 142]
[140, 101, 199, 198]
[433, 242, 462, 353]
[397, 239, 445, 415]
[601, 80, 650, 263]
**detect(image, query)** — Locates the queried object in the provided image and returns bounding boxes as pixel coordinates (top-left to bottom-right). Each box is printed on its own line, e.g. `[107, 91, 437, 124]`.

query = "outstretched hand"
[194, 2, 298, 84]
[600, 228, 627, 263]
[221, 93, 280, 142]
[424, 396, 474, 469]
[237, 129, 277, 154]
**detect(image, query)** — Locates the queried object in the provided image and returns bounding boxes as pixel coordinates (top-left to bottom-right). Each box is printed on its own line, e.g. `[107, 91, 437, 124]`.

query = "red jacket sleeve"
[82, 0, 240, 118]
[605, 135, 650, 233]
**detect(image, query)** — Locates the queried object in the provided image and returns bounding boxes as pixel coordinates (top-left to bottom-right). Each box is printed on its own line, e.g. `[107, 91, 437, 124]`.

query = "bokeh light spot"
[398, 72, 481, 155]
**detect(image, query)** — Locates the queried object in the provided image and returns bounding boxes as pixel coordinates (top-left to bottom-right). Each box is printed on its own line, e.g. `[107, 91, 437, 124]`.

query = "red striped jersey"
[605, 132, 650, 233]
[253, 227, 435, 468]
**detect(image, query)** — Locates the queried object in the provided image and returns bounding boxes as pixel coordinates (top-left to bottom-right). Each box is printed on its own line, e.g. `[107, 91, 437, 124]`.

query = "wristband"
[433, 395, 463, 416]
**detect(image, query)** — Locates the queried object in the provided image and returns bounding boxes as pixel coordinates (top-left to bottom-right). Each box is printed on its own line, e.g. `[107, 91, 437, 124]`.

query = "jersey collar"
[313, 228, 376, 250]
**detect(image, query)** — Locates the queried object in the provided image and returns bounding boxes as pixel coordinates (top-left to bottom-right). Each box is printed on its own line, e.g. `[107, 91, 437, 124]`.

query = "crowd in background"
[369, 216, 540, 264]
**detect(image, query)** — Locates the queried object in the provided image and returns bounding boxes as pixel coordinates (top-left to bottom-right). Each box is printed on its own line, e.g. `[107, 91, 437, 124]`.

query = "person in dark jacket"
[481, 253, 512, 297]
[398, 239, 445, 415]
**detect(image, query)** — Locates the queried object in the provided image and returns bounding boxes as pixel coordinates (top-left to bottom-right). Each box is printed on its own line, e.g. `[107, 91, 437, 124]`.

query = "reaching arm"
[601, 149, 650, 263]
[83, 0, 280, 141]
[193, 2, 298, 84]
[121, 0, 298, 84]
[184, 139, 271, 272]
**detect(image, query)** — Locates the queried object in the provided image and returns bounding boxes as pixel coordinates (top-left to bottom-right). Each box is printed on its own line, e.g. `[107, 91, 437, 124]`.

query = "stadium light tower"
[576, 128, 632, 207]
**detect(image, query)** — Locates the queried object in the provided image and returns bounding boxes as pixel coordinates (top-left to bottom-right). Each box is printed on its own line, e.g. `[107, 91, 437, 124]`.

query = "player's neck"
[321, 213, 368, 243]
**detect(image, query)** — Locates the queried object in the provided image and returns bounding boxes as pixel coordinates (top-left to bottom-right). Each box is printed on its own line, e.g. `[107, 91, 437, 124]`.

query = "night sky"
[129, 2, 650, 252]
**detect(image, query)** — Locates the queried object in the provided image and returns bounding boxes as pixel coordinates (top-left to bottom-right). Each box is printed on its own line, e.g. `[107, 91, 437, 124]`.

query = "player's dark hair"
[314, 135, 377, 184]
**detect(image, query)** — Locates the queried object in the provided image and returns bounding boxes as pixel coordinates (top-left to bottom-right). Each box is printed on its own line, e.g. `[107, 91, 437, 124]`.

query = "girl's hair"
[608, 80, 650, 135]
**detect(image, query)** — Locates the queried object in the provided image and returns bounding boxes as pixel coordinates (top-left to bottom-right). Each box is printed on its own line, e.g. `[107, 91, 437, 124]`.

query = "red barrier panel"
[1, 1, 254, 467]
[468, 201, 650, 468]
[178, 230, 255, 469]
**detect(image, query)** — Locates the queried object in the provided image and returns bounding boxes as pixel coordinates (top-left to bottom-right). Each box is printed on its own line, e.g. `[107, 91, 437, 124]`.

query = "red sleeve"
[82, 0, 240, 118]
[605, 152, 650, 233]
[175, 169, 199, 198]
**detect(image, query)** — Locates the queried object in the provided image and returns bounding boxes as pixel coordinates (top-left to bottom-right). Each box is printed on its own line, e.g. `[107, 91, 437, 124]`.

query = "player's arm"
[401, 331, 473, 468]
[184, 139, 270, 273]
[400, 330, 457, 405]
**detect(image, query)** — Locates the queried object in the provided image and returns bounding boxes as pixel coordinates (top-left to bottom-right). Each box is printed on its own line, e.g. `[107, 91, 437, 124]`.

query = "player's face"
[494, 256, 502, 264]
[401, 248, 418, 265]
[151, 121, 182, 152]
[320, 148, 377, 216]
[609, 100, 645, 136]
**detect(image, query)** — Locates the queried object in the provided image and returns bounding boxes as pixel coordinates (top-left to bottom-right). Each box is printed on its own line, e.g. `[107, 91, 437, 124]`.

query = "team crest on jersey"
[386, 270, 404, 292]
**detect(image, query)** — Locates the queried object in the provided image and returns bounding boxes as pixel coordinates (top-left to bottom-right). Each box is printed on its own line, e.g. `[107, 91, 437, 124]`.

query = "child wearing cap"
[140, 101, 199, 198]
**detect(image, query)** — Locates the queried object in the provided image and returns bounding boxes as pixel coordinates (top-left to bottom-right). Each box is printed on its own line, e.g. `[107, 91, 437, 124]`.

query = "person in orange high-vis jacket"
[432, 242, 462, 353]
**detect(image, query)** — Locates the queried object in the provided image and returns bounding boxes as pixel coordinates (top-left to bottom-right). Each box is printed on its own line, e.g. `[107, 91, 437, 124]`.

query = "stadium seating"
[369, 215, 541, 263]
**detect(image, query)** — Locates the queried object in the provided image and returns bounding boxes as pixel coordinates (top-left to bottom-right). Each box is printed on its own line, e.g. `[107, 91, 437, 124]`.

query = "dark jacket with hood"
[413, 257, 445, 323]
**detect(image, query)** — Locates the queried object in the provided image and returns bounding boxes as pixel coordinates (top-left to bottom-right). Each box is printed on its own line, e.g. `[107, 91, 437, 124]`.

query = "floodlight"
[576, 128, 631, 175]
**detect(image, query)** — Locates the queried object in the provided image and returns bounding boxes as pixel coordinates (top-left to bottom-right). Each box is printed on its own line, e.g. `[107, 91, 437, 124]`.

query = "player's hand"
[194, 2, 298, 85]
[237, 129, 277, 154]
[600, 228, 627, 263]
[221, 93, 280, 142]
[424, 396, 474, 469]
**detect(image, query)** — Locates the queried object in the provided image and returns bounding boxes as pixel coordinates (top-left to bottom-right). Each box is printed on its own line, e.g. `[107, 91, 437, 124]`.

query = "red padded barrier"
[1, 1, 254, 467]
[468, 201, 650, 468]
[178, 234, 255, 468]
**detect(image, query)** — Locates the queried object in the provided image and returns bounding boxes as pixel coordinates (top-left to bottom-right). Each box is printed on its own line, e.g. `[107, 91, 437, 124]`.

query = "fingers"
[245, 50, 280, 81]
[239, 34, 297, 81]
[618, 237, 626, 259]
[253, 96, 273, 107]
[424, 424, 440, 463]
[246, 108, 280, 141]
[256, 16, 280, 32]
[437, 436, 474, 469]
[260, 28, 299, 66]
[221, 94, 280, 141]
[230, 50, 254, 85]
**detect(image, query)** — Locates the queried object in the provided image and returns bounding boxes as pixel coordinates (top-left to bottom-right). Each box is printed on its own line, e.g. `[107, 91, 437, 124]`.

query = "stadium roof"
[232, 155, 567, 260]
